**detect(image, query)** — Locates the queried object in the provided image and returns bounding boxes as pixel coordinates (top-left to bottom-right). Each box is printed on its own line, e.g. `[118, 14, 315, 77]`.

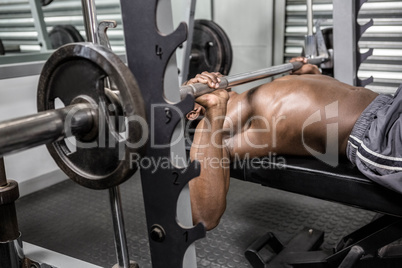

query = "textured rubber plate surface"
[16, 172, 375, 267]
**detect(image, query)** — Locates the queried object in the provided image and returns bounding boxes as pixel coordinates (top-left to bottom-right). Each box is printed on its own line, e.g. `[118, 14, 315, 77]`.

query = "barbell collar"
[0, 180, 19, 206]
[0, 103, 96, 157]
[180, 61, 303, 99]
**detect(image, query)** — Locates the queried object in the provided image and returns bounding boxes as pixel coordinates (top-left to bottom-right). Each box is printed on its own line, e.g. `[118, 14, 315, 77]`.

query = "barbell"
[0, 42, 146, 190]
[180, 57, 326, 99]
[0, 42, 324, 189]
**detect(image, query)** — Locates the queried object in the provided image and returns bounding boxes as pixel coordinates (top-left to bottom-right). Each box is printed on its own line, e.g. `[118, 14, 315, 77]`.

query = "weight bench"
[229, 156, 402, 268]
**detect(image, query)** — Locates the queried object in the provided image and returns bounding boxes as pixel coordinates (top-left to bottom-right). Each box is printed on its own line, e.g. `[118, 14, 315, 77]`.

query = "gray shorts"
[346, 85, 402, 194]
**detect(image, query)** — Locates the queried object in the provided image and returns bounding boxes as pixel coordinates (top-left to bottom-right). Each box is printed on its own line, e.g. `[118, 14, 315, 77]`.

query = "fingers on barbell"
[199, 72, 222, 88]
[289, 56, 308, 64]
[292, 63, 320, 75]
[184, 71, 223, 89]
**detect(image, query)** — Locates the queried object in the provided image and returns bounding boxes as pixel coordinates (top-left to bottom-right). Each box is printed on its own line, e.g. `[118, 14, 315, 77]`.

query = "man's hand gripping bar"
[180, 58, 327, 100]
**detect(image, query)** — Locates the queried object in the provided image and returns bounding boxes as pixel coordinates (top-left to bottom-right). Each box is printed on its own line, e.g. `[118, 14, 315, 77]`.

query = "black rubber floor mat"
[16, 172, 375, 267]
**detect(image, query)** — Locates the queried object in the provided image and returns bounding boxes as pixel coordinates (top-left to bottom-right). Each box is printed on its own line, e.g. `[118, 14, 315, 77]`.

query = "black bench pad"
[230, 156, 402, 217]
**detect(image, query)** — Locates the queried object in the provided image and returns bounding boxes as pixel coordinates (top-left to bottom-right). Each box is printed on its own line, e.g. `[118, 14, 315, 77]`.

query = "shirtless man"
[186, 57, 402, 230]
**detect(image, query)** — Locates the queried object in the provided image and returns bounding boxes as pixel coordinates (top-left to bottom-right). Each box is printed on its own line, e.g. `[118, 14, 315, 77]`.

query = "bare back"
[222, 74, 378, 159]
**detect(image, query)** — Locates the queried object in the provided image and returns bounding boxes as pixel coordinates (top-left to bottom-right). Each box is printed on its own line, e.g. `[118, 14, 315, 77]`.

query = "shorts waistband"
[346, 94, 394, 165]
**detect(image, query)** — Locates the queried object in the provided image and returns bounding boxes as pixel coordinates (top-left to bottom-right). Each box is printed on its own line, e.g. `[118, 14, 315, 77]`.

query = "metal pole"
[81, 1, 133, 266]
[304, 0, 316, 58]
[0, 104, 95, 157]
[210, 0, 215, 21]
[180, 61, 303, 99]
[81, 0, 99, 43]
[306, 0, 313, 36]
[109, 187, 131, 268]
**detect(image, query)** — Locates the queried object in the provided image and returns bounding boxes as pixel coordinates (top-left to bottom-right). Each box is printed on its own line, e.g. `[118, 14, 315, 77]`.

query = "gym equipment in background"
[187, 19, 233, 81]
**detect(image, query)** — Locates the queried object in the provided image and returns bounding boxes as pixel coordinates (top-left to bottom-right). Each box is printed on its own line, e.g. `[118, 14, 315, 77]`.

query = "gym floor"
[16, 172, 375, 267]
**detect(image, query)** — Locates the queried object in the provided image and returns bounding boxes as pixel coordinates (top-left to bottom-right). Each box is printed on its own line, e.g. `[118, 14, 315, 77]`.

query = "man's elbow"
[194, 215, 222, 231]
[192, 206, 225, 231]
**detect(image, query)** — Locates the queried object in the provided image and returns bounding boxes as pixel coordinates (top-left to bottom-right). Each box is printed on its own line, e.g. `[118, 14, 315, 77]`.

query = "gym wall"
[203, 0, 276, 92]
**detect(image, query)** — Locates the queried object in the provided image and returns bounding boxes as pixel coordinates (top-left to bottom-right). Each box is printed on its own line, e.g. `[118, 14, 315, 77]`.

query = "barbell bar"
[180, 57, 326, 100]
[0, 44, 322, 188]
[0, 58, 322, 158]
[0, 103, 95, 157]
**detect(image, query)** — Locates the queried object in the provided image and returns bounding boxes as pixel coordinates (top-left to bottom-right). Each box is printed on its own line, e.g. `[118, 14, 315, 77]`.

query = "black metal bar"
[0, 103, 95, 157]
[338, 246, 365, 268]
[120, 0, 205, 267]
[0, 203, 19, 242]
[245, 232, 284, 268]
[327, 215, 402, 266]
[0, 158, 6, 187]
[0, 157, 22, 268]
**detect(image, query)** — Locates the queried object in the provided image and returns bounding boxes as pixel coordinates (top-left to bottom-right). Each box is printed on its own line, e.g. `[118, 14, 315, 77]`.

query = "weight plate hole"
[54, 97, 65, 109]
[64, 136, 77, 154]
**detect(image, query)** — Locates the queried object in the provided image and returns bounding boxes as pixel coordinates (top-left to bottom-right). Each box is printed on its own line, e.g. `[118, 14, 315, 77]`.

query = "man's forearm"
[189, 106, 230, 230]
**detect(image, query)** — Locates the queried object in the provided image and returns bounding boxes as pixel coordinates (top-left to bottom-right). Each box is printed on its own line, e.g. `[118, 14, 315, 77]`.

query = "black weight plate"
[322, 27, 333, 50]
[0, 39, 4, 55]
[49, 25, 84, 49]
[37, 43, 146, 189]
[41, 0, 53, 6]
[187, 19, 233, 80]
[63, 25, 85, 42]
[203, 20, 233, 75]
[321, 27, 333, 76]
